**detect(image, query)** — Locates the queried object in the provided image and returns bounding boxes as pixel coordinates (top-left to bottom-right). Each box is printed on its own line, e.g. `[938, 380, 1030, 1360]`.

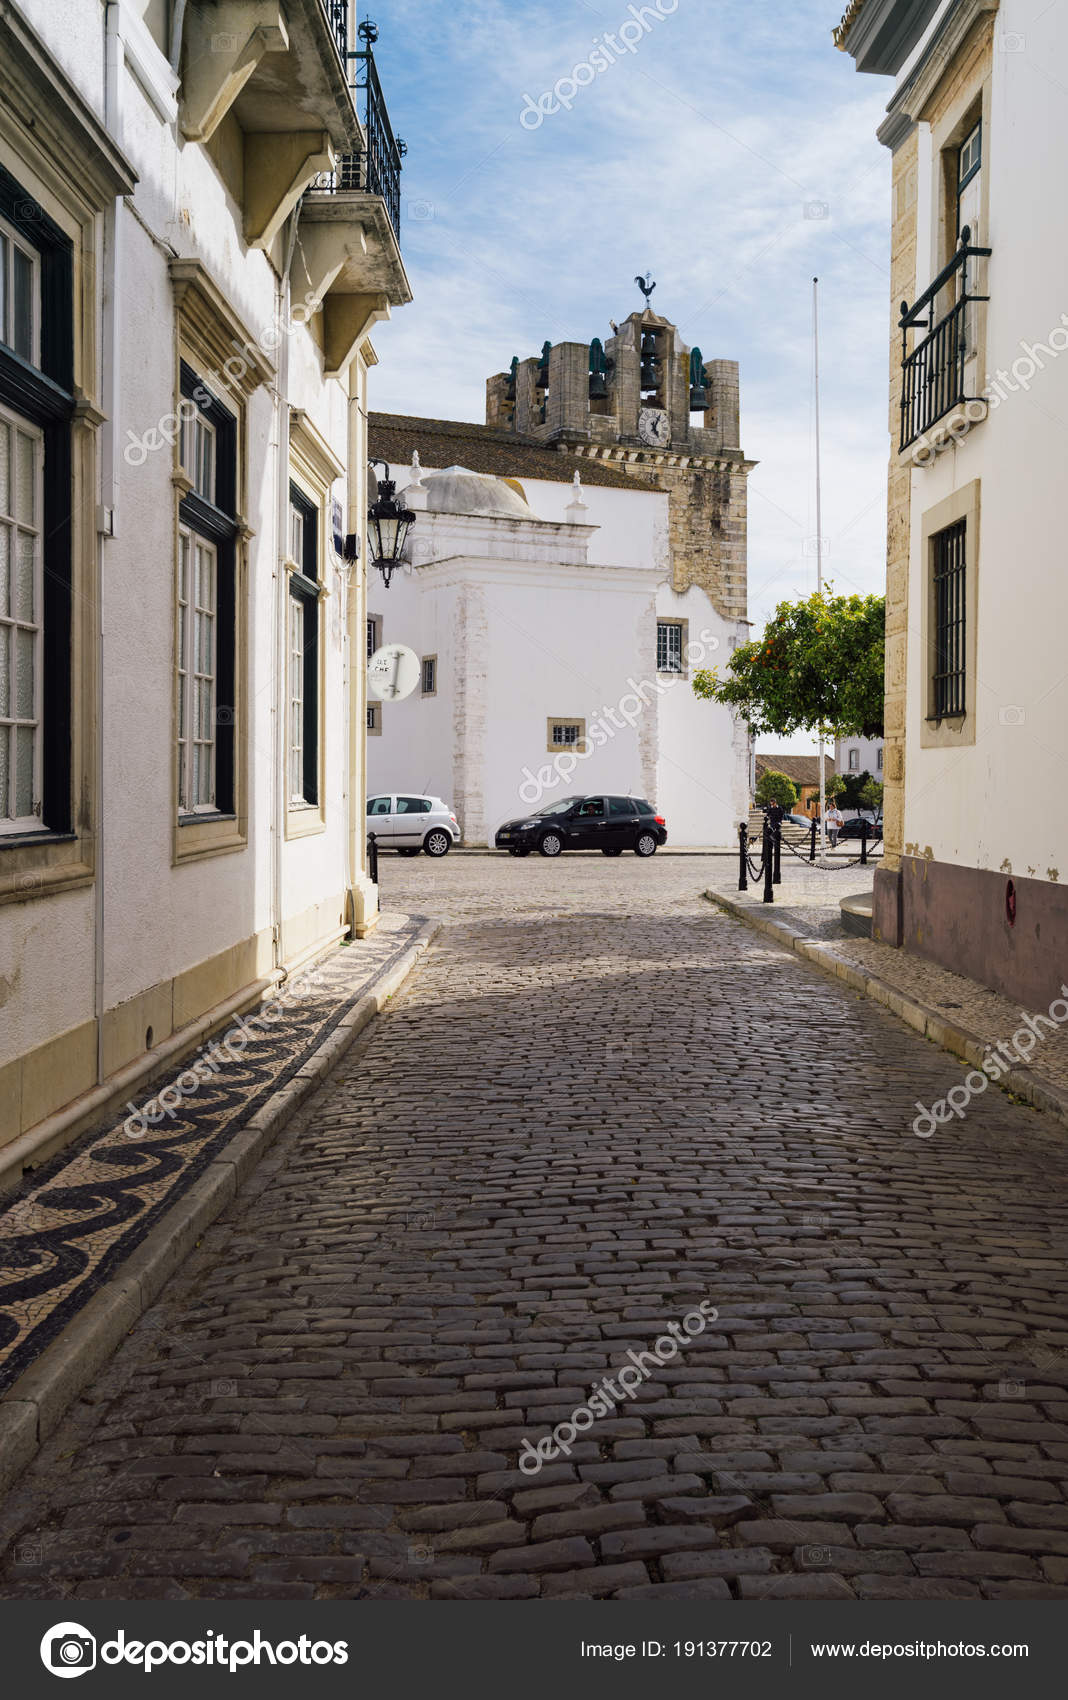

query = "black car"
[837, 815, 883, 840]
[495, 795, 668, 858]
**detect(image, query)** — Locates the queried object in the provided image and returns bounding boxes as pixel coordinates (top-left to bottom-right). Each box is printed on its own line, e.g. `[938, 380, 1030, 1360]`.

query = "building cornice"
[834, 0, 943, 72]
[0, 0, 137, 206]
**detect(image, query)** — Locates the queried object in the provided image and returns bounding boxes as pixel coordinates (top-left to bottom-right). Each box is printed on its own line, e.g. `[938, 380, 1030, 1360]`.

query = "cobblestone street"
[2, 855, 1068, 1601]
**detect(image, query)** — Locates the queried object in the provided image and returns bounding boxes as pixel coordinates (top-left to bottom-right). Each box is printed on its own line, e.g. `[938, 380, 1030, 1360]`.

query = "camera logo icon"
[40, 1623, 97, 1679]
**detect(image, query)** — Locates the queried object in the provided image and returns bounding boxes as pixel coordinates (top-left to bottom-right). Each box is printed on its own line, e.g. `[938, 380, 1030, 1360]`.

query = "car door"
[607, 795, 640, 848]
[394, 795, 431, 846]
[572, 795, 608, 849]
[366, 795, 394, 845]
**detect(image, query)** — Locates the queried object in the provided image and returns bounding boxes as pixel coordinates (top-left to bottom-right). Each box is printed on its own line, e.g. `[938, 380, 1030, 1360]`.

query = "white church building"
[367, 308, 754, 846]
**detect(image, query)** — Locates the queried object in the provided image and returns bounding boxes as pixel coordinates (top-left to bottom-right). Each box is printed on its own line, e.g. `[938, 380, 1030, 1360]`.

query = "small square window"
[547, 717, 586, 753]
[367, 702, 381, 735]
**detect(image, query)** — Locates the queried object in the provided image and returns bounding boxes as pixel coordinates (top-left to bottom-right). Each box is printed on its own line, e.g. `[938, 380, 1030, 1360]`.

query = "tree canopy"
[754, 770, 798, 811]
[694, 590, 884, 739]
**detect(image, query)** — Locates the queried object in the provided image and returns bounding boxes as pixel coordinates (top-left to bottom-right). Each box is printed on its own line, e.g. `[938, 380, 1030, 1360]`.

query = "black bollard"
[860, 817, 868, 866]
[772, 818, 782, 885]
[368, 831, 379, 885]
[763, 818, 774, 903]
[810, 816, 817, 862]
[738, 821, 748, 892]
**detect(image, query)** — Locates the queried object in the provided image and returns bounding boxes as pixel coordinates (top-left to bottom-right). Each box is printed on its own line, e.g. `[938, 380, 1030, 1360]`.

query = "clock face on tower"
[638, 407, 670, 448]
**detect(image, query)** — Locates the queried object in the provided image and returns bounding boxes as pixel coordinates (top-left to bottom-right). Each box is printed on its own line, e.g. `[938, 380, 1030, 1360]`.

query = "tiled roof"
[833, 0, 868, 50]
[368, 412, 643, 490]
[755, 753, 838, 786]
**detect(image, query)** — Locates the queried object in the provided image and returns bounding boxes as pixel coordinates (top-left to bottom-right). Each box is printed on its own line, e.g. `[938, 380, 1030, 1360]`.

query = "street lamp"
[366, 458, 415, 589]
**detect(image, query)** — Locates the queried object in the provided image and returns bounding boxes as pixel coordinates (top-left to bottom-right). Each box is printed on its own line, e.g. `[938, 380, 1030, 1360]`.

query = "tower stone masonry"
[485, 307, 754, 620]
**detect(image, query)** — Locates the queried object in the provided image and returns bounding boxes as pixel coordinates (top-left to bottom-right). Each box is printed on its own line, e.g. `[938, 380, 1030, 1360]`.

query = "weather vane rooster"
[635, 272, 656, 305]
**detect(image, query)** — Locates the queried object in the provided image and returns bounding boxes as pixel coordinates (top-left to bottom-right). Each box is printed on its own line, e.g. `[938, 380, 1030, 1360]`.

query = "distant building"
[835, 736, 885, 782]
[366, 304, 756, 846]
[836, 0, 1068, 1008]
[754, 754, 838, 817]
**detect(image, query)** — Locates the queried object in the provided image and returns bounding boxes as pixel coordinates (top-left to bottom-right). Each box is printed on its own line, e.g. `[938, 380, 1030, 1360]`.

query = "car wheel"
[424, 830, 451, 857]
[397, 847, 420, 857]
[634, 832, 658, 857]
[538, 832, 563, 858]
[601, 847, 624, 857]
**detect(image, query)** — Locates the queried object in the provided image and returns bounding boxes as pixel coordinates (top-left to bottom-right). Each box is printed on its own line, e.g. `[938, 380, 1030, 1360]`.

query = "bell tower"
[485, 299, 751, 620]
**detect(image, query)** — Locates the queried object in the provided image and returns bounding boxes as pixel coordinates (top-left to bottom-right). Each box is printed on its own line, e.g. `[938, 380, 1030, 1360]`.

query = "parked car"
[366, 793, 460, 857]
[837, 816, 882, 840]
[495, 795, 667, 858]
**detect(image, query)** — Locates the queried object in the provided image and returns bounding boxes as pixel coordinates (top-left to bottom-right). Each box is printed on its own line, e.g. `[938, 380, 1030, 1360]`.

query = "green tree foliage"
[840, 768, 872, 810]
[824, 773, 846, 802]
[754, 769, 798, 811]
[860, 778, 884, 816]
[694, 590, 884, 738]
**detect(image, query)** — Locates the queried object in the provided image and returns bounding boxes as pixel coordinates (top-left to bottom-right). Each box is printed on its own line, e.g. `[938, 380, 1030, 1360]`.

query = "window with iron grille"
[367, 615, 380, 660]
[932, 518, 967, 719]
[552, 722, 581, 746]
[656, 620, 684, 673]
[421, 655, 436, 696]
[367, 702, 381, 734]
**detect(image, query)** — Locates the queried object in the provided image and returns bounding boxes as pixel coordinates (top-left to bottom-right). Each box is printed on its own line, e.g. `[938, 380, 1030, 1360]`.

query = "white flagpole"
[813, 276, 826, 856]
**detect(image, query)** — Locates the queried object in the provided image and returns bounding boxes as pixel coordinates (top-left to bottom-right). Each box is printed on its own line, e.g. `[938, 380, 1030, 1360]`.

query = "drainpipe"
[168, 0, 188, 72]
[94, 4, 124, 1083]
[270, 204, 302, 972]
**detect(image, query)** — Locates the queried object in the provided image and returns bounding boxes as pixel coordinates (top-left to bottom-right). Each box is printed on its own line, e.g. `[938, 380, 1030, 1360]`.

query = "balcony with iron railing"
[311, 21, 407, 244]
[898, 228, 991, 452]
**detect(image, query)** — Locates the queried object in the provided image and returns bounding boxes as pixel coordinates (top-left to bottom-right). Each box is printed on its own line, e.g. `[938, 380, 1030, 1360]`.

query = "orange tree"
[694, 590, 884, 738]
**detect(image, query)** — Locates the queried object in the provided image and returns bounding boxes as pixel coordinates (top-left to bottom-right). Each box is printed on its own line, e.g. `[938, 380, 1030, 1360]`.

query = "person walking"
[825, 803, 844, 848]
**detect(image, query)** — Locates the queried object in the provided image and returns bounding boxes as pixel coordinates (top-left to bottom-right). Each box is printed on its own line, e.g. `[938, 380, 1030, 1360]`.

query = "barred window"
[932, 518, 967, 719]
[656, 621, 683, 673]
[552, 722, 581, 746]
[421, 655, 436, 696]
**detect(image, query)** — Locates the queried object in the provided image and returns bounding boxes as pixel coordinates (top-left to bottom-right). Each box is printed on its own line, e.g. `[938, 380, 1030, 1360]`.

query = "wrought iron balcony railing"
[325, 1, 349, 61]
[310, 23, 406, 242]
[899, 228, 991, 451]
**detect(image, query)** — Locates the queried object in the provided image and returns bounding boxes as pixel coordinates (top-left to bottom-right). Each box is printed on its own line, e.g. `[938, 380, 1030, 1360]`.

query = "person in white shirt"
[825, 804, 844, 848]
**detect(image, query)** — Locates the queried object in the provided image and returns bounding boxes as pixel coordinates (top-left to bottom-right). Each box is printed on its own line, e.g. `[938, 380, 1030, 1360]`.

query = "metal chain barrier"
[737, 818, 882, 901]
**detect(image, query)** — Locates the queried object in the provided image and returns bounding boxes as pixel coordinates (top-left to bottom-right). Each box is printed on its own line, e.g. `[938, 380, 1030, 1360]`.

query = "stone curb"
[0, 919, 441, 1497]
[703, 889, 1068, 1135]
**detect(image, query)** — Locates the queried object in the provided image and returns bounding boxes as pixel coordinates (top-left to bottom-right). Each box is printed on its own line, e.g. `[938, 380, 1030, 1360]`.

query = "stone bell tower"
[485, 303, 752, 620]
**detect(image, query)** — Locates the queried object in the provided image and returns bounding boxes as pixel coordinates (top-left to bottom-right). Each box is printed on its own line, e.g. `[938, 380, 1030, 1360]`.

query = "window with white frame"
[848, 748, 859, 771]
[421, 655, 436, 696]
[177, 528, 218, 811]
[656, 620, 684, 673]
[0, 405, 43, 829]
[176, 364, 237, 822]
[0, 174, 75, 852]
[0, 213, 40, 367]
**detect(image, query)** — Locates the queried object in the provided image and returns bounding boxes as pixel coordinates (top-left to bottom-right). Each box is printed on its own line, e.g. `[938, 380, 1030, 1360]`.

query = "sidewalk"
[0, 912, 438, 1494]
[705, 859, 1068, 1129]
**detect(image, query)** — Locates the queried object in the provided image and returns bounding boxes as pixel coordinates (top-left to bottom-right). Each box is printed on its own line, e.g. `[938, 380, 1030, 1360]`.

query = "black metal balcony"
[899, 228, 991, 451]
[325, 1, 349, 61]
[310, 24, 406, 242]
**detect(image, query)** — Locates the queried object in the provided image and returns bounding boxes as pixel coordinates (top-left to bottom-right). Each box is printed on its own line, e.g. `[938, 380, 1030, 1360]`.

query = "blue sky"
[368, 0, 894, 753]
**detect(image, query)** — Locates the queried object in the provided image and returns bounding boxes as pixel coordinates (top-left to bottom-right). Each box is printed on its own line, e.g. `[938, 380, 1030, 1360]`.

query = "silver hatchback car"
[366, 793, 460, 857]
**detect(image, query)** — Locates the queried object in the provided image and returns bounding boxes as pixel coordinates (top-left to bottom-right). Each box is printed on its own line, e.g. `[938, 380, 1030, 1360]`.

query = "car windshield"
[530, 797, 581, 816]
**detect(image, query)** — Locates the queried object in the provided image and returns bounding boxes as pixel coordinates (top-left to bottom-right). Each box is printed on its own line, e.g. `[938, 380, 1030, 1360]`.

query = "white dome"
[422, 466, 533, 518]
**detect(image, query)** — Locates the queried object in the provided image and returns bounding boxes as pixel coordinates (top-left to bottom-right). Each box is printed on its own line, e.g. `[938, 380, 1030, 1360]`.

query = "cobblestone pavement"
[2, 853, 1068, 1601]
[715, 853, 877, 942]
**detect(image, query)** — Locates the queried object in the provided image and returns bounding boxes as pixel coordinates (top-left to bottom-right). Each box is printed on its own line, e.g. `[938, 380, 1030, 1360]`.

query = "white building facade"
[837, 0, 1068, 1006]
[0, 2, 409, 1176]
[365, 463, 750, 847]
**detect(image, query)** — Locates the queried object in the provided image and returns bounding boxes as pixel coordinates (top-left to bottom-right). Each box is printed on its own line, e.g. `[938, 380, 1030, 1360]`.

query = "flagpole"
[813, 276, 826, 856]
